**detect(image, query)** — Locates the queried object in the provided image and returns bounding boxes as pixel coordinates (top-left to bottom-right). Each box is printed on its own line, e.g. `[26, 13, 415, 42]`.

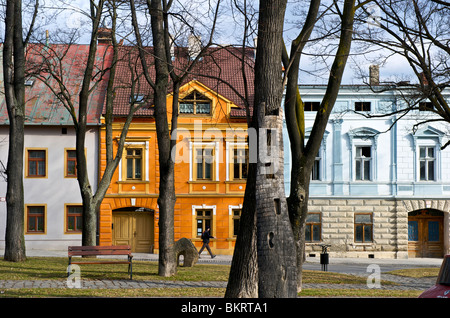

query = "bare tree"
[352, 0, 450, 146]
[2, 0, 39, 262]
[25, 0, 144, 247]
[225, 0, 259, 298]
[282, 0, 357, 292]
[129, 0, 222, 277]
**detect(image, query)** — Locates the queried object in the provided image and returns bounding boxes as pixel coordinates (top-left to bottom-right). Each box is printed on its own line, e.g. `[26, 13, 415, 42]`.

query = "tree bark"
[77, 0, 105, 247]
[150, 0, 177, 277]
[284, 0, 356, 292]
[3, 0, 26, 262]
[225, 161, 258, 297]
[254, 0, 297, 298]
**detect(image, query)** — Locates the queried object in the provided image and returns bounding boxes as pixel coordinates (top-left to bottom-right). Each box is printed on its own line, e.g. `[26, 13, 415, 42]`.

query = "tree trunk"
[285, 0, 356, 292]
[256, 105, 297, 298]
[4, 116, 26, 262]
[3, 0, 26, 262]
[156, 161, 177, 277]
[225, 161, 258, 297]
[254, 0, 296, 298]
[287, 163, 311, 292]
[77, 0, 104, 247]
[151, 0, 177, 277]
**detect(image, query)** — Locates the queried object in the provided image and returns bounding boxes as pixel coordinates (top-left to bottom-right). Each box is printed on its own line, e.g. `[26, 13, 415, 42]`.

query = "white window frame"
[348, 127, 379, 182]
[189, 141, 220, 181]
[412, 125, 443, 182]
[118, 141, 149, 182]
[354, 145, 372, 181]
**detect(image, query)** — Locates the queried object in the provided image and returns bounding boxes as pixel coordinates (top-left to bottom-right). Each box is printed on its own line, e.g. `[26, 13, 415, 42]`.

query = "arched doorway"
[408, 209, 444, 258]
[112, 207, 154, 253]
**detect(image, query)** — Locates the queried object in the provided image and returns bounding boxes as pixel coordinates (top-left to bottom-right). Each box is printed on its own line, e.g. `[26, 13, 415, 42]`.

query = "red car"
[419, 255, 450, 298]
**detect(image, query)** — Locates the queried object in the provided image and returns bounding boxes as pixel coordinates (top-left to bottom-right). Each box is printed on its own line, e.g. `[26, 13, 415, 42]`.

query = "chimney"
[369, 65, 379, 86]
[419, 72, 429, 86]
[188, 34, 201, 60]
[98, 28, 112, 45]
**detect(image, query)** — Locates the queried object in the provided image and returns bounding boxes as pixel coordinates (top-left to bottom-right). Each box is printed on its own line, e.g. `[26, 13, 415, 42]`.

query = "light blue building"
[284, 74, 450, 259]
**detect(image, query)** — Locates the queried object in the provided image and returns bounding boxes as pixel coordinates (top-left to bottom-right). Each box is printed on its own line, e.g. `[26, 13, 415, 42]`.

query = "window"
[305, 213, 321, 242]
[412, 126, 443, 182]
[408, 221, 418, 241]
[304, 101, 320, 111]
[355, 213, 373, 243]
[195, 148, 214, 180]
[312, 151, 321, 180]
[419, 102, 435, 111]
[419, 146, 435, 181]
[232, 209, 241, 237]
[196, 209, 212, 237]
[66, 205, 82, 233]
[348, 127, 379, 182]
[233, 148, 249, 180]
[355, 101, 371, 112]
[179, 91, 211, 115]
[305, 128, 329, 182]
[65, 149, 77, 177]
[27, 149, 47, 177]
[26, 205, 45, 233]
[126, 148, 143, 180]
[355, 146, 371, 181]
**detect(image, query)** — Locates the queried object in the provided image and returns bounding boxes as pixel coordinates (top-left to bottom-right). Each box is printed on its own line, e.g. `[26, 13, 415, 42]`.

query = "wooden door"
[408, 210, 444, 258]
[112, 212, 134, 247]
[134, 212, 154, 253]
[112, 211, 154, 253]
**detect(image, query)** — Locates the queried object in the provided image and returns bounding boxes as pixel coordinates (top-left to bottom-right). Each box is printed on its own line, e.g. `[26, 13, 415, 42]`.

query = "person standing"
[198, 227, 216, 258]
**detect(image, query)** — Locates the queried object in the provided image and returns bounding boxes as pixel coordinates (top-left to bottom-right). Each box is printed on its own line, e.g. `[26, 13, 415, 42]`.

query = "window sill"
[179, 114, 212, 117]
[352, 242, 375, 245]
[188, 180, 220, 184]
[117, 180, 149, 184]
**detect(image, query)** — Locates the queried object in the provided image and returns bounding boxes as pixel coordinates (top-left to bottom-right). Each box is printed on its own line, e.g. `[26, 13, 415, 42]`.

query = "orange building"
[98, 45, 254, 255]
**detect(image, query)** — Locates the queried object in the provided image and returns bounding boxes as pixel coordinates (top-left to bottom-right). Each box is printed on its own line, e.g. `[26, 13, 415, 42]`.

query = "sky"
[8, 0, 416, 85]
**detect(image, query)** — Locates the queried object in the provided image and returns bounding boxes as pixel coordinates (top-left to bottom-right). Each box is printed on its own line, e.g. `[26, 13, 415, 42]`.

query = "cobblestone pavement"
[0, 273, 436, 291]
[0, 250, 441, 292]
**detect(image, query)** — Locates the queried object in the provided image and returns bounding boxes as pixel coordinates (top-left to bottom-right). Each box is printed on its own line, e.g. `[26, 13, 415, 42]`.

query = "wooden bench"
[68, 245, 133, 280]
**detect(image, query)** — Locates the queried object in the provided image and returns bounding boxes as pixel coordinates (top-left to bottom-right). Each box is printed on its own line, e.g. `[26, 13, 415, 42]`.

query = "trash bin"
[320, 244, 331, 271]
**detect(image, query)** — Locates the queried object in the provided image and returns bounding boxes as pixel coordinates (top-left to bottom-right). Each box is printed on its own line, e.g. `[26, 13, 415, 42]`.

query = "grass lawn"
[0, 257, 432, 298]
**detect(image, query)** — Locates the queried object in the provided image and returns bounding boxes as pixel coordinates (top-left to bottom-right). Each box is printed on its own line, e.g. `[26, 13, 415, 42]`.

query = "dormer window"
[130, 94, 145, 104]
[179, 91, 211, 115]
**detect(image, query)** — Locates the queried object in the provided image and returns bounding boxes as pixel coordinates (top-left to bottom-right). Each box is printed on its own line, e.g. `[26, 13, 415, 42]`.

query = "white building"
[0, 44, 109, 251]
[284, 79, 450, 259]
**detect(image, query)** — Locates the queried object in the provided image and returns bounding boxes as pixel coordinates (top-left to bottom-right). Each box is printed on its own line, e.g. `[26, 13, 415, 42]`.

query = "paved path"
[0, 250, 443, 291]
[0, 274, 437, 291]
[0, 275, 437, 291]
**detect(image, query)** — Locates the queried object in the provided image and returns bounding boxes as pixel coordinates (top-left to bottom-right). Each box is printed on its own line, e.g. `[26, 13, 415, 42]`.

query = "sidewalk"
[17, 249, 445, 266]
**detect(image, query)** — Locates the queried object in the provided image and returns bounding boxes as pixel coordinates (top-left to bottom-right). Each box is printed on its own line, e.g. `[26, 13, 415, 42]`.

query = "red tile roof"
[0, 43, 112, 125]
[0, 43, 254, 125]
[110, 45, 255, 118]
